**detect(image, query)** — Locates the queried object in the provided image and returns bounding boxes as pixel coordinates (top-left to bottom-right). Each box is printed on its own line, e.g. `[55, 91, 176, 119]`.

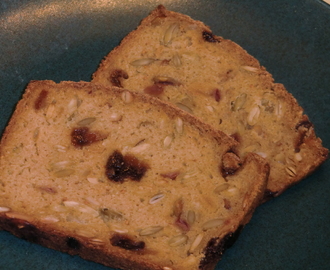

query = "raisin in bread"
[0, 81, 269, 270]
[92, 5, 328, 201]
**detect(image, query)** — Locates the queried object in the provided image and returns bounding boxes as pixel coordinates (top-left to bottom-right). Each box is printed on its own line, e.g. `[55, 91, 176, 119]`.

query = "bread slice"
[92, 5, 328, 201]
[0, 81, 269, 270]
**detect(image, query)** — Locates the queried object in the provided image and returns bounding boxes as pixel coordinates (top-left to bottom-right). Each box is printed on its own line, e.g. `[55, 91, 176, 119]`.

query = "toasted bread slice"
[0, 81, 269, 270]
[92, 5, 328, 201]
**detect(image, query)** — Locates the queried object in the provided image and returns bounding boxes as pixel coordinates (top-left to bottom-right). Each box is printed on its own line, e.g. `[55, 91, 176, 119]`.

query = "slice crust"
[0, 81, 269, 270]
[92, 5, 328, 200]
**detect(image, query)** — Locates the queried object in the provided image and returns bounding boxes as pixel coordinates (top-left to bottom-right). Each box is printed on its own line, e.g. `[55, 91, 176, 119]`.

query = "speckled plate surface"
[0, 1, 329, 269]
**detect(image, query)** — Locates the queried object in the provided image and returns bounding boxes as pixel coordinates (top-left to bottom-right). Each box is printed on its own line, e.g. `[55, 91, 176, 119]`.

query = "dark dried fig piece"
[110, 69, 129, 88]
[71, 127, 105, 148]
[34, 89, 48, 110]
[110, 234, 145, 251]
[202, 31, 220, 43]
[105, 150, 148, 182]
[221, 152, 242, 177]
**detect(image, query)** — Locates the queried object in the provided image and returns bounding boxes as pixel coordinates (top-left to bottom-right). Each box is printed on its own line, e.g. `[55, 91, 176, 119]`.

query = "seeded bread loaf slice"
[0, 80, 269, 270]
[92, 5, 328, 201]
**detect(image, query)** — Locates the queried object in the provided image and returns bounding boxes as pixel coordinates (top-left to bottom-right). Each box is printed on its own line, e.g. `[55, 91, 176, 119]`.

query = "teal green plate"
[0, 0, 329, 269]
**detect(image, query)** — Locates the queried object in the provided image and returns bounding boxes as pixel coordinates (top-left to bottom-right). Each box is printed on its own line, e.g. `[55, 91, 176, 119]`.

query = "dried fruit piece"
[66, 237, 81, 249]
[110, 234, 145, 251]
[160, 171, 180, 180]
[221, 152, 242, 177]
[34, 89, 48, 110]
[71, 127, 106, 148]
[153, 76, 180, 86]
[211, 89, 221, 102]
[294, 120, 313, 152]
[202, 31, 220, 43]
[110, 69, 129, 88]
[105, 150, 149, 182]
[144, 84, 164, 96]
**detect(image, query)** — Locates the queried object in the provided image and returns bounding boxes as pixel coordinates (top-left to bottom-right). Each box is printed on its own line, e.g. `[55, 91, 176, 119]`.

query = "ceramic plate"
[0, 0, 329, 269]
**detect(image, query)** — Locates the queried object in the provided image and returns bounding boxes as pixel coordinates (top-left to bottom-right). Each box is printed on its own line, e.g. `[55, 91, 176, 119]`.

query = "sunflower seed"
[202, 218, 224, 230]
[176, 103, 193, 114]
[100, 208, 123, 221]
[63, 201, 80, 207]
[214, 183, 230, 194]
[139, 226, 164, 236]
[247, 106, 260, 126]
[294, 153, 303, 162]
[232, 93, 247, 111]
[255, 152, 267, 158]
[87, 177, 98, 184]
[76, 229, 95, 238]
[54, 169, 75, 178]
[189, 233, 203, 253]
[41, 216, 59, 223]
[85, 196, 100, 206]
[285, 166, 297, 177]
[130, 143, 150, 154]
[187, 210, 196, 225]
[149, 193, 165, 204]
[163, 23, 179, 46]
[242, 66, 259, 72]
[46, 104, 56, 119]
[121, 91, 133, 103]
[175, 118, 183, 134]
[172, 53, 181, 66]
[67, 98, 78, 115]
[130, 58, 156, 66]
[109, 113, 122, 122]
[89, 238, 105, 246]
[55, 145, 67, 152]
[0, 206, 10, 213]
[5, 212, 32, 221]
[77, 117, 96, 126]
[78, 205, 99, 216]
[206, 105, 214, 112]
[163, 135, 173, 148]
[168, 234, 188, 247]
